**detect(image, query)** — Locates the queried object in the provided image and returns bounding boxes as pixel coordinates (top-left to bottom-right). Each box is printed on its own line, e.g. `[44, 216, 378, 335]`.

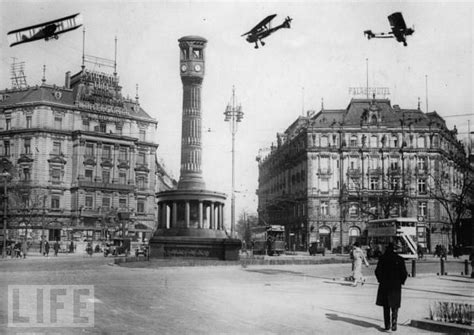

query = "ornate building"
[257, 96, 468, 252]
[0, 65, 172, 246]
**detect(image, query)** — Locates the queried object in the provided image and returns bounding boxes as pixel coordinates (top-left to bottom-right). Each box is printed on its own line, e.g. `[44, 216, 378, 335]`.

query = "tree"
[235, 211, 258, 245]
[428, 166, 473, 247]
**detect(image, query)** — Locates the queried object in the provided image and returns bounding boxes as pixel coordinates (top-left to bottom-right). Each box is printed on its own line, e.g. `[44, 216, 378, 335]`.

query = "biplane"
[364, 12, 414, 46]
[242, 14, 292, 48]
[7, 13, 83, 47]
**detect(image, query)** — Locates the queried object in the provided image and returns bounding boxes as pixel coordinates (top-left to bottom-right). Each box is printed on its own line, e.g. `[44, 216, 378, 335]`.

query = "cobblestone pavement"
[0, 254, 472, 334]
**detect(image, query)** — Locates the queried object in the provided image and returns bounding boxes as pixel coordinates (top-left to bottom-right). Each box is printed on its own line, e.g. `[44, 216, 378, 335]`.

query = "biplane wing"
[388, 12, 407, 32]
[7, 13, 83, 47]
[241, 14, 277, 37]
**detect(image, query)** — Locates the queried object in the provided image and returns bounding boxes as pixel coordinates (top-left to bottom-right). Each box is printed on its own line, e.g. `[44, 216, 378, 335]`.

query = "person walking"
[21, 239, 27, 259]
[375, 242, 408, 332]
[44, 240, 50, 257]
[352, 241, 369, 286]
[53, 240, 60, 256]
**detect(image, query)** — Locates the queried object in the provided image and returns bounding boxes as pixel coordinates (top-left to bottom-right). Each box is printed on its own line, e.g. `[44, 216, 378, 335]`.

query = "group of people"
[350, 241, 408, 332]
[5, 240, 28, 258]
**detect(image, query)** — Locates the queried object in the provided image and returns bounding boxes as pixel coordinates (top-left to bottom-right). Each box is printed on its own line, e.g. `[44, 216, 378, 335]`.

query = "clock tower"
[178, 36, 207, 190]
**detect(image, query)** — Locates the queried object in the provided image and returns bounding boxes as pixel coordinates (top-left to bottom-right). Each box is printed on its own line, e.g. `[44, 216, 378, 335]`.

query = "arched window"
[391, 135, 398, 147]
[370, 115, 378, 125]
[350, 135, 358, 147]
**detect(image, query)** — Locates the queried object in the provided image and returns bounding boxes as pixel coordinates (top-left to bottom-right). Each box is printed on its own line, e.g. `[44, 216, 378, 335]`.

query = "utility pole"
[41, 195, 46, 254]
[224, 86, 244, 237]
[1, 172, 9, 258]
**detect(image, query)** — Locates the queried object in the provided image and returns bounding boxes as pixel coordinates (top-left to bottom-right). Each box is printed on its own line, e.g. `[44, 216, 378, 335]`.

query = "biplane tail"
[283, 16, 292, 29]
[364, 30, 375, 39]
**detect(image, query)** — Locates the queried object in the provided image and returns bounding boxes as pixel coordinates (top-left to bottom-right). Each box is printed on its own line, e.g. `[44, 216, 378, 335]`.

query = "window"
[5, 118, 11, 130]
[102, 197, 110, 209]
[417, 179, 426, 193]
[139, 130, 146, 142]
[137, 200, 145, 213]
[85, 169, 93, 181]
[3, 141, 9, 156]
[51, 168, 61, 183]
[370, 177, 379, 190]
[119, 172, 127, 184]
[85, 143, 94, 157]
[391, 135, 398, 148]
[369, 157, 378, 170]
[99, 123, 106, 133]
[82, 120, 89, 131]
[192, 48, 202, 59]
[23, 168, 31, 181]
[119, 147, 127, 161]
[102, 145, 112, 159]
[119, 198, 127, 209]
[137, 176, 146, 189]
[417, 157, 427, 171]
[54, 117, 62, 129]
[137, 152, 146, 165]
[390, 177, 400, 190]
[370, 115, 377, 125]
[51, 196, 60, 209]
[418, 202, 427, 217]
[24, 138, 31, 154]
[370, 135, 378, 148]
[116, 125, 122, 135]
[320, 136, 328, 147]
[85, 195, 93, 208]
[320, 202, 328, 216]
[320, 179, 329, 193]
[320, 157, 329, 173]
[53, 141, 61, 155]
[26, 116, 32, 129]
[102, 170, 110, 183]
[417, 136, 426, 148]
[349, 204, 358, 217]
[390, 158, 399, 170]
[350, 135, 357, 147]
[332, 135, 337, 147]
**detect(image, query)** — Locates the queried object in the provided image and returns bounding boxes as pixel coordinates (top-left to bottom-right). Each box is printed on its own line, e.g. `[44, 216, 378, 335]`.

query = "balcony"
[347, 168, 361, 177]
[78, 180, 135, 192]
[318, 168, 332, 175]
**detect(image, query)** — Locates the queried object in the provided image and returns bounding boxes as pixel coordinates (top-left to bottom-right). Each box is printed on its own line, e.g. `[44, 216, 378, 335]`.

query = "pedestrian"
[469, 249, 474, 278]
[44, 240, 50, 257]
[21, 239, 27, 259]
[53, 240, 60, 256]
[417, 244, 424, 260]
[69, 240, 74, 253]
[352, 241, 369, 286]
[375, 242, 408, 332]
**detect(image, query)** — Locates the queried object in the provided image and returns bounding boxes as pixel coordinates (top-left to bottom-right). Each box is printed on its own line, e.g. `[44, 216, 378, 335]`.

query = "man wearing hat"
[375, 242, 408, 331]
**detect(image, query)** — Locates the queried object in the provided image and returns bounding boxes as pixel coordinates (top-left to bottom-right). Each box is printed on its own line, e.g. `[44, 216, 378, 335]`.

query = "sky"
[0, 0, 473, 224]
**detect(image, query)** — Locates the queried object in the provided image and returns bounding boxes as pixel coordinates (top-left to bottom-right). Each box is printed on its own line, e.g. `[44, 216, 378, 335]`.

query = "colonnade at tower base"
[149, 189, 241, 260]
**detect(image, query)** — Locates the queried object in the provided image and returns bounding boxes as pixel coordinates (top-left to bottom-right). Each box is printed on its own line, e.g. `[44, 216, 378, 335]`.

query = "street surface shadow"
[244, 269, 305, 275]
[437, 277, 474, 284]
[325, 313, 385, 331]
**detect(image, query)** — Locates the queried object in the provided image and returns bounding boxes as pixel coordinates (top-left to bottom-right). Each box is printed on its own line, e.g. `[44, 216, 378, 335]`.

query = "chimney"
[65, 71, 71, 89]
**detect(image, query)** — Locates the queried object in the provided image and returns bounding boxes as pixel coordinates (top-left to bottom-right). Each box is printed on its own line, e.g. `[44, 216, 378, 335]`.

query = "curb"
[410, 319, 474, 334]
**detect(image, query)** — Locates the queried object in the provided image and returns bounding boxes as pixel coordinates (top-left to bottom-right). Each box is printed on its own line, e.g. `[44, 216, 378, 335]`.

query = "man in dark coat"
[375, 242, 408, 331]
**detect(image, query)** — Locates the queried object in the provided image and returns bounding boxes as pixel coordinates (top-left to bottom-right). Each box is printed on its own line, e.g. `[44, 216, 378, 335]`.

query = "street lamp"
[1, 171, 10, 258]
[224, 86, 244, 238]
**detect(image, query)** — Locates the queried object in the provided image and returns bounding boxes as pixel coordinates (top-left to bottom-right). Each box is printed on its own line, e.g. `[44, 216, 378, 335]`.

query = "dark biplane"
[7, 13, 83, 47]
[364, 12, 414, 46]
[242, 14, 292, 48]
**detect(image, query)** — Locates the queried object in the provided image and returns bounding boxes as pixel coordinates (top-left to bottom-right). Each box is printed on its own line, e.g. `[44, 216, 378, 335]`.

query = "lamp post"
[1, 171, 10, 258]
[224, 86, 244, 237]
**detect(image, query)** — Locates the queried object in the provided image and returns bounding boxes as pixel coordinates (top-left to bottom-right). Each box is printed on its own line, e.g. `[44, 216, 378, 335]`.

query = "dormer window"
[370, 115, 377, 125]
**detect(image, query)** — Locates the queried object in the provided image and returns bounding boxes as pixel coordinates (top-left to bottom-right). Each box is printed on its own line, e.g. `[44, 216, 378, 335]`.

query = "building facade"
[257, 97, 468, 253]
[0, 66, 172, 247]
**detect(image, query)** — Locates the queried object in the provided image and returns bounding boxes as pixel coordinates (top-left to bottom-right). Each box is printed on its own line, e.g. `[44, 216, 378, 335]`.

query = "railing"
[78, 180, 135, 191]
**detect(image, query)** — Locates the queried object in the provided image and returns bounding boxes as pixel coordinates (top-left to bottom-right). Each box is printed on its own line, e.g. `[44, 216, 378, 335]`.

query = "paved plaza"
[0, 253, 472, 334]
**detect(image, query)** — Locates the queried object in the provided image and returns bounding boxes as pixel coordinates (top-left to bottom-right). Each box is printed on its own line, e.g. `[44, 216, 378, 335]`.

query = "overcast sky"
[0, 0, 473, 222]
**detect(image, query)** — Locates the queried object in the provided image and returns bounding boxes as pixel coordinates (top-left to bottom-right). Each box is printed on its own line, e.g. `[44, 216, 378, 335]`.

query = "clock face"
[194, 64, 201, 72]
[181, 64, 187, 72]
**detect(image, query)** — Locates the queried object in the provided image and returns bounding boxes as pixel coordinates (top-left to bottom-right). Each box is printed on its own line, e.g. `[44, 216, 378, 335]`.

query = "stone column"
[198, 201, 203, 229]
[172, 202, 177, 228]
[219, 204, 224, 230]
[161, 202, 168, 229]
[209, 202, 215, 229]
[185, 201, 190, 228]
